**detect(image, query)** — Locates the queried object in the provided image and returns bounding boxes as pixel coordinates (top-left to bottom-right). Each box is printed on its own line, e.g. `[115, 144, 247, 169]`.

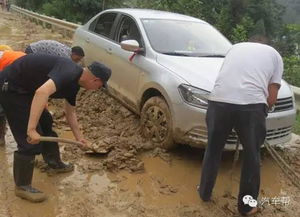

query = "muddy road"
[0, 10, 300, 217]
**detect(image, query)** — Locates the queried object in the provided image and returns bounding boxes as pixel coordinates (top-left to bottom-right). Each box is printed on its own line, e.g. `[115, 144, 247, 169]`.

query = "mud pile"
[51, 89, 157, 172]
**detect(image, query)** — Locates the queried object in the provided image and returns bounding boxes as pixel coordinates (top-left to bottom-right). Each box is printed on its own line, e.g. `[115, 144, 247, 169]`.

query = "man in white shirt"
[198, 37, 283, 215]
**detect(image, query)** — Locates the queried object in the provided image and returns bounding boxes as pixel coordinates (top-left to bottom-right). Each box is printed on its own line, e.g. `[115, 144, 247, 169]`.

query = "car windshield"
[142, 19, 232, 57]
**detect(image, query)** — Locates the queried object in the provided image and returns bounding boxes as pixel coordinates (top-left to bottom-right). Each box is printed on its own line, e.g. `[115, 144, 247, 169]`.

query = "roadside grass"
[292, 111, 300, 135]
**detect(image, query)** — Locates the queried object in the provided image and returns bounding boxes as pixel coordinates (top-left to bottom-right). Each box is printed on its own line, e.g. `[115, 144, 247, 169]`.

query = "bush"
[283, 55, 300, 87]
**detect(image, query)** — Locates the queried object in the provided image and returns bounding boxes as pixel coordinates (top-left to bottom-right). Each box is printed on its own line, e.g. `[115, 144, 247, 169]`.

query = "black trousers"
[199, 101, 267, 214]
[0, 90, 56, 155]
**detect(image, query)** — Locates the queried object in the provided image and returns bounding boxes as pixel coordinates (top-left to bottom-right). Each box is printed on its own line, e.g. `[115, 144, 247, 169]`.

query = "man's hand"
[77, 138, 93, 151]
[27, 129, 41, 144]
[267, 83, 280, 108]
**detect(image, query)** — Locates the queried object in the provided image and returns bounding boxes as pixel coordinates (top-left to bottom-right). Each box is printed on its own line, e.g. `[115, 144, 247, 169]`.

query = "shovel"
[39, 136, 110, 154]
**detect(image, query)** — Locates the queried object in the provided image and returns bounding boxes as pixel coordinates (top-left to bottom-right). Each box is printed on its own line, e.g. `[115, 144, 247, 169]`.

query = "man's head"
[71, 46, 85, 63]
[79, 61, 111, 90]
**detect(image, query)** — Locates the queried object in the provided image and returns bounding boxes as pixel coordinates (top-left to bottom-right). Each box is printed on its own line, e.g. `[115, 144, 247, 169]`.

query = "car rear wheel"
[141, 96, 175, 149]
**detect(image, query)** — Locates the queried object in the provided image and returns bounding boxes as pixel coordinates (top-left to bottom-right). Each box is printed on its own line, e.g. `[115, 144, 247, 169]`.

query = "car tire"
[140, 96, 176, 149]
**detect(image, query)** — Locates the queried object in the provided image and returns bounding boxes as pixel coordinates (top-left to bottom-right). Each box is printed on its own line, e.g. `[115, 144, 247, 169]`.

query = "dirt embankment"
[0, 10, 300, 217]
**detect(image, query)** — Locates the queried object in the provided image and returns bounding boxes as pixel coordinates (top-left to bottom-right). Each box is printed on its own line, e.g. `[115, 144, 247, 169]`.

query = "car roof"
[104, 8, 207, 23]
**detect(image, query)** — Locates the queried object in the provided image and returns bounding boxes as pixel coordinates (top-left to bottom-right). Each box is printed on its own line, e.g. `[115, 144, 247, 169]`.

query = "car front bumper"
[172, 102, 296, 150]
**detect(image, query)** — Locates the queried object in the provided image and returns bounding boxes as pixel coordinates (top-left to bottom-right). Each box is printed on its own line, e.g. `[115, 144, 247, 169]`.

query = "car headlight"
[178, 84, 210, 109]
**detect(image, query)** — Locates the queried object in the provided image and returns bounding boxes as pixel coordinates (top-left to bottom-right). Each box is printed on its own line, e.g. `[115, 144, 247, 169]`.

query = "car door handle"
[106, 48, 112, 54]
[85, 38, 90, 43]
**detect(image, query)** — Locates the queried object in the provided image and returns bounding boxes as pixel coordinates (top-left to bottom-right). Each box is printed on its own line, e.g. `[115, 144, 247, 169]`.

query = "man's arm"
[64, 100, 86, 143]
[27, 79, 57, 144]
[267, 83, 281, 107]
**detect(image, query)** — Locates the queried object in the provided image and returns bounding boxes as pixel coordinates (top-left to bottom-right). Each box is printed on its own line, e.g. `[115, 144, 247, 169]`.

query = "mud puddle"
[118, 148, 285, 207]
[58, 124, 285, 198]
[0, 127, 289, 217]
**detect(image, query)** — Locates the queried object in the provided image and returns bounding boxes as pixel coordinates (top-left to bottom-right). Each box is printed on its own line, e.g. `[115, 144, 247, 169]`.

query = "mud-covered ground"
[0, 10, 300, 217]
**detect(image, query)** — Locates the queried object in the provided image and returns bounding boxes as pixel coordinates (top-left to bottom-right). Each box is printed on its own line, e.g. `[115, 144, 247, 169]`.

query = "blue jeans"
[199, 101, 267, 214]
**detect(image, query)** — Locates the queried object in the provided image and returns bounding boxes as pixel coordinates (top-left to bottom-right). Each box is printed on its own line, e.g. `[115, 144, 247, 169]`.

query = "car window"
[89, 13, 117, 38]
[142, 19, 231, 56]
[117, 16, 142, 46]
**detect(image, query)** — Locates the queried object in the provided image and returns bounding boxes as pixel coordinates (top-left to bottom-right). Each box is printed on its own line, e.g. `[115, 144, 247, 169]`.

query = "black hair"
[71, 46, 85, 57]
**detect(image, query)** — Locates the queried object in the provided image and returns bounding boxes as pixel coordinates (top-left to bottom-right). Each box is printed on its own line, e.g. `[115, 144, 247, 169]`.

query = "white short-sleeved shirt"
[209, 42, 283, 105]
[29, 40, 71, 59]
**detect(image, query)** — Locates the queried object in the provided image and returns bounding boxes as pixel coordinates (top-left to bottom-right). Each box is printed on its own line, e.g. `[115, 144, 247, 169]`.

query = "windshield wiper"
[197, 54, 225, 57]
[162, 52, 225, 57]
[161, 52, 190, 56]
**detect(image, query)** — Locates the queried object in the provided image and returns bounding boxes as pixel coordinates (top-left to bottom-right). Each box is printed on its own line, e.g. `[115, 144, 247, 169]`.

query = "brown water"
[0, 127, 285, 217]
[118, 150, 283, 208]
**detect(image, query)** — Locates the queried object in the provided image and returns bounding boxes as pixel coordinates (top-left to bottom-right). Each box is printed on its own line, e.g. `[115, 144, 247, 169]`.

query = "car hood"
[156, 54, 224, 91]
[156, 54, 293, 98]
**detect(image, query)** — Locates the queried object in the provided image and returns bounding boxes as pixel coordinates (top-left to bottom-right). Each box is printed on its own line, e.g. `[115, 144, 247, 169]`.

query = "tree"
[14, 0, 288, 46]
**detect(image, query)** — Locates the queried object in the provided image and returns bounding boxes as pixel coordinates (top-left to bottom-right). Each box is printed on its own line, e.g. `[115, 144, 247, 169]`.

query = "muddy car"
[73, 8, 296, 150]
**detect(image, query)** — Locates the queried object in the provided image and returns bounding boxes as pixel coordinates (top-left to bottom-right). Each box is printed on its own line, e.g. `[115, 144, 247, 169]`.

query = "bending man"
[25, 40, 85, 63]
[0, 53, 111, 202]
[198, 37, 283, 216]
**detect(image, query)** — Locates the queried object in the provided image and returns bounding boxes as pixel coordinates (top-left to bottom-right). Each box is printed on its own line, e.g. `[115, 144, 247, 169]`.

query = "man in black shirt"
[0, 46, 84, 172]
[0, 53, 111, 202]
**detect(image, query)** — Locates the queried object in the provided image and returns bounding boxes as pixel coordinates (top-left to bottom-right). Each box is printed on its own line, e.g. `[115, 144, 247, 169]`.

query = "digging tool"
[39, 136, 110, 154]
[40, 136, 84, 147]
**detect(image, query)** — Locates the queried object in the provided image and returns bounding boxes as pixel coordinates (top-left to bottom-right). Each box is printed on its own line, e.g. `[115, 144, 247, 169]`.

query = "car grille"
[186, 125, 292, 145]
[266, 126, 292, 140]
[226, 126, 292, 144]
[269, 97, 293, 113]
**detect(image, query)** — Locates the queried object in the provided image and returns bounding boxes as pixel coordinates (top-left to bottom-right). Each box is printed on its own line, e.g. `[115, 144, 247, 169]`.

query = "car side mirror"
[121, 40, 144, 54]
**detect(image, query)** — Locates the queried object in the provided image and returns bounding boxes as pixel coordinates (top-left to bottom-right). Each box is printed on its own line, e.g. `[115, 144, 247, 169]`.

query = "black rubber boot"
[41, 140, 74, 173]
[14, 151, 47, 202]
[39, 110, 74, 173]
[0, 116, 6, 146]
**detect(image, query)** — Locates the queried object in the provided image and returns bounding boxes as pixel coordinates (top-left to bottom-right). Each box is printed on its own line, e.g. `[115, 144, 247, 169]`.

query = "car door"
[78, 12, 119, 68]
[106, 14, 145, 111]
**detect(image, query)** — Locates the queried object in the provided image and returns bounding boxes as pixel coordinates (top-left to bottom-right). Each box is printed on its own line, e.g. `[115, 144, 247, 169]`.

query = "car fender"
[138, 81, 179, 118]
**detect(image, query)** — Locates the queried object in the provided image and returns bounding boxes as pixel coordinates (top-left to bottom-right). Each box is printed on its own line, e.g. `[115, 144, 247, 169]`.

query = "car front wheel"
[140, 96, 175, 149]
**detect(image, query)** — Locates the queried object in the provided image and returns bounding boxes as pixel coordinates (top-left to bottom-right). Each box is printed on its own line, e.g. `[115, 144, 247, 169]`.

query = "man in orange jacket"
[0, 47, 26, 145]
[0, 50, 26, 71]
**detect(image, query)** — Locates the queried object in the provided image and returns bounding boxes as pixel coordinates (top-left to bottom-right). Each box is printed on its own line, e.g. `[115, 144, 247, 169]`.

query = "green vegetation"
[284, 55, 300, 87]
[277, 0, 300, 24]
[12, 0, 299, 86]
[293, 112, 300, 135]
